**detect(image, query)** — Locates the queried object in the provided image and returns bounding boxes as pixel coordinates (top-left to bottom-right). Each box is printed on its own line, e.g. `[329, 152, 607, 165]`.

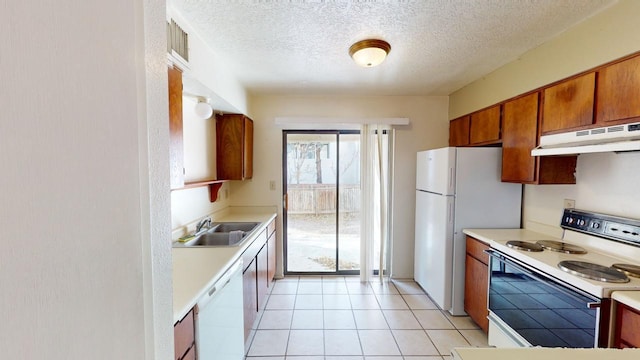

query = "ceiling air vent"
[167, 19, 189, 62]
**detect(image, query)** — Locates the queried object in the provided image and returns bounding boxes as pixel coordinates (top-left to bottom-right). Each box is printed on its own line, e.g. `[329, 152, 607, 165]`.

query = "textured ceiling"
[170, 0, 616, 96]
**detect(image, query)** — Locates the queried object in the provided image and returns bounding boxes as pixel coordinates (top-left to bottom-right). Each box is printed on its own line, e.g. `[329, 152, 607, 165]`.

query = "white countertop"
[452, 347, 640, 360]
[613, 291, 640, 310]
[172, 209, 276, 323]
[463, 228, 560, 245]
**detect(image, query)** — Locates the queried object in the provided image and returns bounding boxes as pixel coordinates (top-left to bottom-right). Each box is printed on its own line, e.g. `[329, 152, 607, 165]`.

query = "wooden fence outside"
[287, 184, 360, 214]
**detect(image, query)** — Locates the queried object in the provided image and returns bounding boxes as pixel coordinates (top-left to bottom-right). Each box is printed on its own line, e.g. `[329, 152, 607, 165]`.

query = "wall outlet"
[269, 180, 276, 191]
[564, 198, 575, 209]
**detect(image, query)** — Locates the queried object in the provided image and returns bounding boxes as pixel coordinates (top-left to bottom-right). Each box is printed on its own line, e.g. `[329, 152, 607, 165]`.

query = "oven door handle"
[484, 249, 600, 307]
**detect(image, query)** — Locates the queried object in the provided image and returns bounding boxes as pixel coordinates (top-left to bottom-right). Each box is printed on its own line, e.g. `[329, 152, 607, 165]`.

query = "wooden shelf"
[172, 179, 228, 202]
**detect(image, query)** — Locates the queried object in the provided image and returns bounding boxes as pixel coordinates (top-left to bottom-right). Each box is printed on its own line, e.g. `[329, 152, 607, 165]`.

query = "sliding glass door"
[283, 131, 360, 275]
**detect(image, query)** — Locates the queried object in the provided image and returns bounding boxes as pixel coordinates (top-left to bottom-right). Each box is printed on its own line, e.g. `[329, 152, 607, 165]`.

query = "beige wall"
[449, 0, 640, 231]
[235, 95, 449, 278]
[449, 0, 640, 119]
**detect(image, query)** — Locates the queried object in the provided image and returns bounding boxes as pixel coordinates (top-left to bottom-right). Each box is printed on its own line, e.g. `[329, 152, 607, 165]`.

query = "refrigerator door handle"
[449, 167, 454, 190]
[448, 200, 454, 225]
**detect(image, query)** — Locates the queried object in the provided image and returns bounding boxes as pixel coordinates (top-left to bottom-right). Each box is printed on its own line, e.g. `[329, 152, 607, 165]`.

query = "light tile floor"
[246, 277, 489, 360]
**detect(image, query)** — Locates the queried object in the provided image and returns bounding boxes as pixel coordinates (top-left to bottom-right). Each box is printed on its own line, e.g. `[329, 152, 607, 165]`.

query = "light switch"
[269, 180, 276, 191]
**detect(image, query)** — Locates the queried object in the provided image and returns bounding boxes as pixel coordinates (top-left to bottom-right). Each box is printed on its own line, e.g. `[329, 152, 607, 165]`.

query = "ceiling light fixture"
[349, 39, 391, 67]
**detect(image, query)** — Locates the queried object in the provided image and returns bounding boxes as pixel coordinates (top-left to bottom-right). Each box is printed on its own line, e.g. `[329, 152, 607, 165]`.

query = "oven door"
[486, 250, 601, 348]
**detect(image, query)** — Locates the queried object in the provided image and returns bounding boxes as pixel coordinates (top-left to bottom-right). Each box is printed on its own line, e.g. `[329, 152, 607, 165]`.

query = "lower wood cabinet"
[464, 236, 489, 333]
[257, 243, 269, 310]
[174, 308, 196, 360]
[181, 346, 195, 360]
[267, 229, 276, 288]
[614, 302, 640, 348]
[242, 218, 278, 342]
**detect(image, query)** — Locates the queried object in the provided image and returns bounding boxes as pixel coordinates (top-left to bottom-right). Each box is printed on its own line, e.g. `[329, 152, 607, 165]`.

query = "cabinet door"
[243, 116, 254, 179]
[596, 55, 640, 125]
[464, 254, 488, 333]
[243, 260, 257, 341]
[464, 237, 489, 333]
[542, 72, 595, 134]
[257, 244, 269, 311]
[470, 105, 501, 145]
[217, 114, 254, 180]
[449, 116, 470, 147]
[267, 231, 276, 288]
[615, 303, 640, 348]
[174, 308, 195, 360]
[502, 93, 539, 183]
[168, 66, 184, 190]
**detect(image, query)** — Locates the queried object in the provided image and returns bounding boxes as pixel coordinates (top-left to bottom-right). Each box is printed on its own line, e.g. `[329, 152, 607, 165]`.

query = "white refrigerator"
[414, 147, 521, 315]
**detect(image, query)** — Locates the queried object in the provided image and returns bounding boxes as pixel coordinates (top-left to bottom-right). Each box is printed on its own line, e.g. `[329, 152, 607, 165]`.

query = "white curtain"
[360, 124, 393, 283]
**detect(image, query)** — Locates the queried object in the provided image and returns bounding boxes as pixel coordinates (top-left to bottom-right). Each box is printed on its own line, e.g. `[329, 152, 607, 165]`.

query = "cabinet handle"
[587, 302, 601, 309]
[283, 193, 288, 211]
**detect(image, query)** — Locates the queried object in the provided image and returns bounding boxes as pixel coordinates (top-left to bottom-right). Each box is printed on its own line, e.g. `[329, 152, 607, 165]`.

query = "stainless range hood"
[531, 122, 640, 156]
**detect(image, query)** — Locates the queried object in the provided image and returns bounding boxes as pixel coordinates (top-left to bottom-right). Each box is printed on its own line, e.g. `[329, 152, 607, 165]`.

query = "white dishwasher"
[196, 259, 244, 360]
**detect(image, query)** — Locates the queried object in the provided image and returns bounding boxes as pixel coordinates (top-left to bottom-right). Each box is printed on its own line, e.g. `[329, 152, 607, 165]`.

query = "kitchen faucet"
[195, 217, 212, 233]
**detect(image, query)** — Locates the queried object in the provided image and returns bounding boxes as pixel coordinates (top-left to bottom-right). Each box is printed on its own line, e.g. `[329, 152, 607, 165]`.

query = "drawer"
[242, 229, 268, 272]
[268, 219, 276, 237]
[466, 236, 490, 265]
[174, 308, 195, 360]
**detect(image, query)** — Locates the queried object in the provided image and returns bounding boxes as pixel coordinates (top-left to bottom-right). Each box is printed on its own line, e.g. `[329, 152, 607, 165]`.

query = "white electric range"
[464, 209, 640, 349]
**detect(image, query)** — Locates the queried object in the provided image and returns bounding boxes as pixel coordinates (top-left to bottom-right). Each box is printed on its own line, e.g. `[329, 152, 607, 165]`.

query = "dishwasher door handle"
[197, 259, 243, 310]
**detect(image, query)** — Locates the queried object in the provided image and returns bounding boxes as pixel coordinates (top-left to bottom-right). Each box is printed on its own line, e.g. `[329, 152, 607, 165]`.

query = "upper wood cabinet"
[502, 93, 539, 183]
[449, 106, 501, 147]
[168, 66, 185, 190]
[469, 105, 501, 145]
[542, 72, 596, 134]
[596, 55, 640, 125]
[216, 114, 254, 180]
[502, 92, 577, 184]
[449, 116, 470, 147]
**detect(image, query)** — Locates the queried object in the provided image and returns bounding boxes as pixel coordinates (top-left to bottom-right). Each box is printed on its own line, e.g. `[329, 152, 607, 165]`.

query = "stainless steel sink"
[209, 222, 260, 233]
[187, 232, 244, 246]
[174, 222, 260, 247]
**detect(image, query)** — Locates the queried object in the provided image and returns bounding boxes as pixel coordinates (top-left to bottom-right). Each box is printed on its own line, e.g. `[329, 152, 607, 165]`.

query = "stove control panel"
[562, 209, 640, 247]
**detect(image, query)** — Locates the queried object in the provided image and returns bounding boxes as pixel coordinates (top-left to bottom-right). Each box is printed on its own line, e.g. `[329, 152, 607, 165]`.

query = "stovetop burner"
[558, 260, 630, 283]
[536, 240, 587, 254]
[506, 240, 543, 252]
[612, 263, 640, 278]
